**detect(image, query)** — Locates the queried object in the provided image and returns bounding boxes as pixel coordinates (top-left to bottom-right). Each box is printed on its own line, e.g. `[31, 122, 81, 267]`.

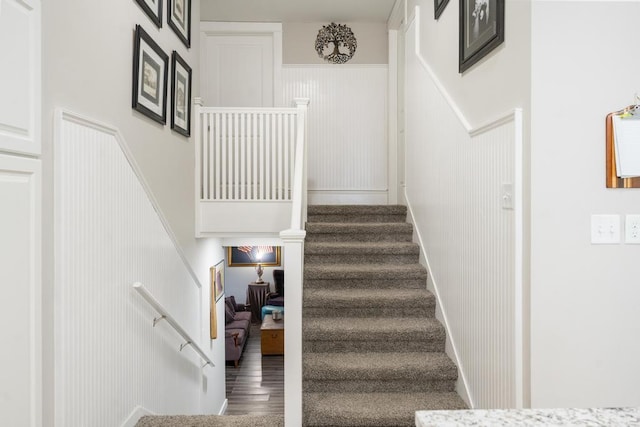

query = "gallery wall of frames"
[133, 0, 192, 136]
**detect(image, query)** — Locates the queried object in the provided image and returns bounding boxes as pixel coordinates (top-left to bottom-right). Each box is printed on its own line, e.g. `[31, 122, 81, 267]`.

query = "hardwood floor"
[225, 324, 284, 416]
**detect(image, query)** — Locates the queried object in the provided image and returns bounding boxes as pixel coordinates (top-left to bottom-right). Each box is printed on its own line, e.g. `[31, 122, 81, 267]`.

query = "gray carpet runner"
[303, 205, 466, 426]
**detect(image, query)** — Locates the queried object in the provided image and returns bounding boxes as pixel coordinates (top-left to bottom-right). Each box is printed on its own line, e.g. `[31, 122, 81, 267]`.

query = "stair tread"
[308, 205, 407, 215]
[305, 263, 427, 280]
[304, 288, 434, 307]
[304, 392, 467, 426]
[305, 241, 420, 254]
[304, 352, 457, 380]
[136, 415, 284, 427]
[306, 222, 413, 233]
[303, 317, 444, 339]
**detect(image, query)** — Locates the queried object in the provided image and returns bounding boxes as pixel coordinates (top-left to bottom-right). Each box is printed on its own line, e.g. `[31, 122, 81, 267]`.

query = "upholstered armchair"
[266, 269, 284, 307]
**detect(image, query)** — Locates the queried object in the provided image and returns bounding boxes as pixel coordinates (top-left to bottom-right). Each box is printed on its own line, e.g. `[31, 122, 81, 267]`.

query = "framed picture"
[459, 0, 504, 73]
[209, 265, 218, 339]
[135, 0, 162, 28]
[228, 246, 281, 267]
[168, 0, 191, 48]
[171, 51, 192, 137]
[214, 260, 225, 302]
[434, 0, 450, 19]
[132, 25, 168, 124]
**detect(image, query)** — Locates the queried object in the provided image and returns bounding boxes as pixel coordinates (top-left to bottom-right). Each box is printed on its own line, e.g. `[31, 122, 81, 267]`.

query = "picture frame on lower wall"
[214, 260, 225, 302]
[170, 51, 192, 137]
[210, 260, 224, 339]
[459, 0, 505, 73]
[134, 0, 163, 28]
[434, 0, 450, 19]
[228, 246, 281, 267]
[132, 25, 168, 124]
[168, 0, 191, 48]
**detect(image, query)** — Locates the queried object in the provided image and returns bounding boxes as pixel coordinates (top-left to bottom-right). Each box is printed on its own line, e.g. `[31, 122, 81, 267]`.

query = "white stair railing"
[195, 101, 309, 203]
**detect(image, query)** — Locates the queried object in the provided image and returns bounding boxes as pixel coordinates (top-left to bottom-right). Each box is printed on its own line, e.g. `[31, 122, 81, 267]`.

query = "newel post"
[294, 98, 310, 224]
[280, 228, 306, 427]
[194, 97, 203, 234]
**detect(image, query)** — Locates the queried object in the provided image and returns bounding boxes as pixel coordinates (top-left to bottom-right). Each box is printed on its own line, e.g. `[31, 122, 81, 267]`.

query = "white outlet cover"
[591, 214, 621, 244]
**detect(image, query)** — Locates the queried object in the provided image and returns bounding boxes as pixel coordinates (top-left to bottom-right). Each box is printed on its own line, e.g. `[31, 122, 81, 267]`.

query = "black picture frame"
[434, 0, 450, 19]
[171, 51, 192, 137]
[134, 0, 162, 28]
[168, 0, 191, 48]
[459, 0, 504, 73]
[132, 25, 168, 124]
[227, 246, 281, 267]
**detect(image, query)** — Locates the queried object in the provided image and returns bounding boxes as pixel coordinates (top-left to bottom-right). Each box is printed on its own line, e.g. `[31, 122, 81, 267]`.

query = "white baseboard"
[308, 190, 388, 205]
[218, 398, 228, 415]
[121, 406, 156, 427]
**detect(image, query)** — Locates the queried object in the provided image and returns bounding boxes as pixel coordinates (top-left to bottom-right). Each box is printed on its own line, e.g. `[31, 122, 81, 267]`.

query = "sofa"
[224, 296, 252, 368]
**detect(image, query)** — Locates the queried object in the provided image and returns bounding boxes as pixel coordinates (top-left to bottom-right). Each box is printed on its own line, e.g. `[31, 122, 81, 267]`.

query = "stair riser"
[303, 340, 445, 353]
[303, 380, 455, 394]
[305, 253, 419, 265]
[306, 233, 413, 243]
[304, 279, 427, 290]
[303, 306, 435, 318]
[307, 214, 407, 223]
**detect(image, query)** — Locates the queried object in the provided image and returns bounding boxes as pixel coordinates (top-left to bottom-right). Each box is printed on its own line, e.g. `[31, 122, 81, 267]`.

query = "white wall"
[281, 66, 389, 204]
[41, 0, 226, 423]
[283, 22, 388, 65]
[403, 10, 523, 409]
[530, 0, 640, 408]
[54, 114, 222, 426]
[406, 0, 531, 126]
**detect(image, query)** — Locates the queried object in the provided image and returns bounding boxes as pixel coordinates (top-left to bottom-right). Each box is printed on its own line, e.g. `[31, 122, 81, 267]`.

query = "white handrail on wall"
[132, 282, 214, 368]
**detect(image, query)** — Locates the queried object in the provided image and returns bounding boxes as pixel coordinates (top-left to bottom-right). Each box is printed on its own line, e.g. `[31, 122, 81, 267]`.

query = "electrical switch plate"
[625, 214, 640, 244]
[591, 214, 621, 244]
[501, 183, 514, 210]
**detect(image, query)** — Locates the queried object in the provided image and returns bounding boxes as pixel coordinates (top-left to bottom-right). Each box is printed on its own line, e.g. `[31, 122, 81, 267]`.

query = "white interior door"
[201, 32, 275, 107]
[0, 1, 42, 426]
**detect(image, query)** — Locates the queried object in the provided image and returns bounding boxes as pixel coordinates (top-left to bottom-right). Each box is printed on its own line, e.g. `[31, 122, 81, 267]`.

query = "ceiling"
[200, 0, 398, 23]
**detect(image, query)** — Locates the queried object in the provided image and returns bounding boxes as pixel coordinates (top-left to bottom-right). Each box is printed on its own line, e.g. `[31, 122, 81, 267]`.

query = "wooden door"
[201, 32, 275, 107]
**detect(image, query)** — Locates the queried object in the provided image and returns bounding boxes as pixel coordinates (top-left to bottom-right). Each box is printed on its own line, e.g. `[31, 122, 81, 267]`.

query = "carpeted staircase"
[303, 205, 467, 427]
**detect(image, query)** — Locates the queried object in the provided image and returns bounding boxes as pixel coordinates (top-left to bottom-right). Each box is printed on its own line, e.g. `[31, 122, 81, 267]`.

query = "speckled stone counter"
[415, 407, 640, 426]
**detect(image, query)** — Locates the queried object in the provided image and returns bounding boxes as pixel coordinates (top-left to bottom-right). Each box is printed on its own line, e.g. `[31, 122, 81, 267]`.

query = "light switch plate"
[625, 214, 640, 244]
[591, 214, 621, 244]
[501, 183, 513, 210]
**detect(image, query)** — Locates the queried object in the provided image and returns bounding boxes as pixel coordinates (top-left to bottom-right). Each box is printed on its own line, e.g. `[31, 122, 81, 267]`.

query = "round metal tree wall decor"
[315, 23, 357, 64]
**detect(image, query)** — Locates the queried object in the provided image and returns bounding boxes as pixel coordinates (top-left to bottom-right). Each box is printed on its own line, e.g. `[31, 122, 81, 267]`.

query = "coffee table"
[261, 314, 284, 355]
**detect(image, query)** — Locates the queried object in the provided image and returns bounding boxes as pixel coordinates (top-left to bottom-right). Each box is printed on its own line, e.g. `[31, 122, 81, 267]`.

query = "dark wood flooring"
[225, 324, 284, 416]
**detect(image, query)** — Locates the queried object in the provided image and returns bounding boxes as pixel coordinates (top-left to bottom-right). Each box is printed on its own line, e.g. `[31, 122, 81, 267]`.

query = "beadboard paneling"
[281, 66, 388, 204]
[54, 113, 210, 426]
[404, 18, 520, 409]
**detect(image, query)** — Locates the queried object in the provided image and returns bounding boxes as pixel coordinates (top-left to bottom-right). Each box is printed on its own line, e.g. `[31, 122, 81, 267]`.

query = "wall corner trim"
[54, 109, 203, 289]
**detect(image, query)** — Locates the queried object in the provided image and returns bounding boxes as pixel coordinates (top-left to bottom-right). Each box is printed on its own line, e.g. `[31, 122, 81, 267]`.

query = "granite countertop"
[416, 407, 640, 426]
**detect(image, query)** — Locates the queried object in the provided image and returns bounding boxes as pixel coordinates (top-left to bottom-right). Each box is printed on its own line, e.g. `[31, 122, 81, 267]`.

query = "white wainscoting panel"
[0, 0, 41, 155]
[54, 112, 208, 426]
[281, 66, 388, 204]
[404, 15, 521, 409]
[0, 154, 42, 427]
